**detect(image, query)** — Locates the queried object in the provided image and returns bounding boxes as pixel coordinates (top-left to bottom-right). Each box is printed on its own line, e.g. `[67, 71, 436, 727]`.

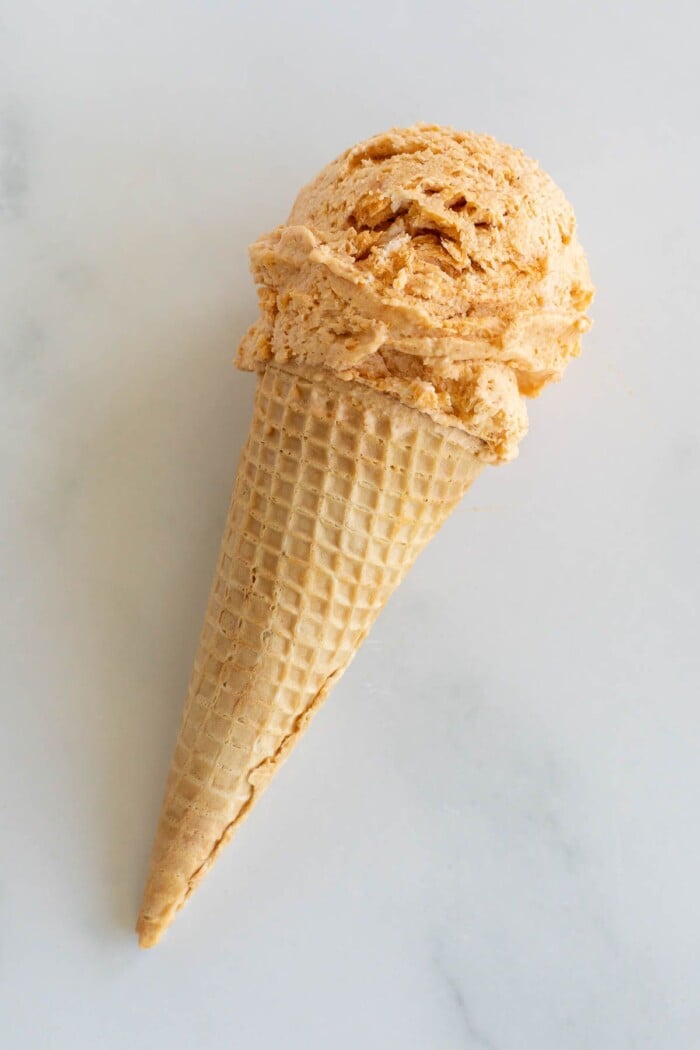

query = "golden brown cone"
[136, 364, 483, 947]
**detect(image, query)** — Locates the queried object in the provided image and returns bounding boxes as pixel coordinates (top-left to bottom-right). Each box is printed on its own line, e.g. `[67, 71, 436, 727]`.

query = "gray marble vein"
[434, 950, 499, 1050]
[0, 101, 29, 218]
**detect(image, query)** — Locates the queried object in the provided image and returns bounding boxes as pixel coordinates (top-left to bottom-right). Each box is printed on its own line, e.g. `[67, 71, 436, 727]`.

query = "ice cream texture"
[238, 124, 593, 462]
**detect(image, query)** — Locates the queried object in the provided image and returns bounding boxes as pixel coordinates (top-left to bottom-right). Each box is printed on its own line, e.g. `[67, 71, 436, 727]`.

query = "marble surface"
[2, 2, 699, 1047]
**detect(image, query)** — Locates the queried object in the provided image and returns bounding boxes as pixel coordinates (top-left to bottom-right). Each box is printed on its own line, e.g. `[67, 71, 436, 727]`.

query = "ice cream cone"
[136, 123, 593, 947]
[136, 363, 483, 947]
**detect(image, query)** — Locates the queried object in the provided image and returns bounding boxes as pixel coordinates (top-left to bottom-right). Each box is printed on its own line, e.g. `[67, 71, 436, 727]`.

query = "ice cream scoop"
[239, 124, 593, 461]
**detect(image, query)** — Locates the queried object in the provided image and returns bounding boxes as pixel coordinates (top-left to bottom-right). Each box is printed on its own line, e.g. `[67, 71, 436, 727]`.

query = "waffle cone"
[136, 364, 483, 947]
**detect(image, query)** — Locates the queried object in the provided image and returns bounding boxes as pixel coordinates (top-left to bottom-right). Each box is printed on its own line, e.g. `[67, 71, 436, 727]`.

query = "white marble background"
[2, 2, 699, 1047]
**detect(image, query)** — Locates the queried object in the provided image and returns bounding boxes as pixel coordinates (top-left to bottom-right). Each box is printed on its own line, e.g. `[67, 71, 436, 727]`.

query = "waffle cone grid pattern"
[137, 364, 482, 945]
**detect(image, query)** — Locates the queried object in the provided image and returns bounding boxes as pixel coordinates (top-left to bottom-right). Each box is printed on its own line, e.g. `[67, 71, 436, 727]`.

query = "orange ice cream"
[238, 124, 593, 462]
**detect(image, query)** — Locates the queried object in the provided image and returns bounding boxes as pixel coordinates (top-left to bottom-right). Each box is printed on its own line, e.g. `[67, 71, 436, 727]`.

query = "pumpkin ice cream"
[137, 125, 593, 947]
[239, 124, 593, 462]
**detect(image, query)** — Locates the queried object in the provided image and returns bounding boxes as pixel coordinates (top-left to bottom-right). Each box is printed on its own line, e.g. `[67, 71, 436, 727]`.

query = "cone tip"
[136, 914, 164, 949]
